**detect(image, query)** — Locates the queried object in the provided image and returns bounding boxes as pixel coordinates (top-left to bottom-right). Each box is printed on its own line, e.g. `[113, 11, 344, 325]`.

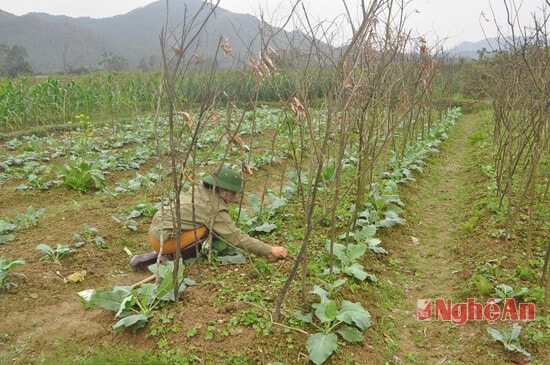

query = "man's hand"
[271, 246, 288, 258]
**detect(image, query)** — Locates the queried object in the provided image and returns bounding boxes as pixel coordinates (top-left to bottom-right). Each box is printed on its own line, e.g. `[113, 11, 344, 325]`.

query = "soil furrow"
[383, 113, 486, 364]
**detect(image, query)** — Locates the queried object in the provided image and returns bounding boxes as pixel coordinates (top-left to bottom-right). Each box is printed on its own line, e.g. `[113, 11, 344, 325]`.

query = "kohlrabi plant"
[70, 224, 108, 248]
[0, 257, 25, 290]
[0, 220, 17, 244]
[358, 180, 406, 228]
[487, 326, 531, 358]
[493, 284, 528, 303]
[16, 206, 45, 228]
[294, 284, 372, 365]
[90, 260, 196, 332]
[323, 240, 377, 282]
[342, 224, 388, 255]
[234, 190, 288, 233]
[36, 243, 73, 263]
[112, 202, 159, 232]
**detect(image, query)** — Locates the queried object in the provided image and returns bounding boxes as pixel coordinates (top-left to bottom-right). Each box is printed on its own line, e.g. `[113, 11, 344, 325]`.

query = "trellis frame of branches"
[153, 0, 459, 316]
[483, 0, 549, 314]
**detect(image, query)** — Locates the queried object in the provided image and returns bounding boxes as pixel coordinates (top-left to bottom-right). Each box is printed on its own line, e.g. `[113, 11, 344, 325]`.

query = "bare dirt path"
[379, 112, 500, 364]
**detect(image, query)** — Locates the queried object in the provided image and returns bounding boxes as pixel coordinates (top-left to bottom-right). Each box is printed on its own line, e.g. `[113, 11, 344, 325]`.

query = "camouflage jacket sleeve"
[202, 189, 272, 257]
[210, 205, 273, 257]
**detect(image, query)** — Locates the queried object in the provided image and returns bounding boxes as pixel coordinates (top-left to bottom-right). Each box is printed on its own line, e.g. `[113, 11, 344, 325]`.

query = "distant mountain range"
[0, 0, 495, 75]
[0, 0, 310, 74]
[448, 38, 504, 60]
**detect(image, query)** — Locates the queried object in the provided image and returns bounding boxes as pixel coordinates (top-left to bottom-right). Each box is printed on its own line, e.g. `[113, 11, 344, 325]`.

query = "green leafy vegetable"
[0, 257, 25, 290]
[487, 326, 531, 358]
[36, 243, 73, 262]
[90, 260, 195, 332]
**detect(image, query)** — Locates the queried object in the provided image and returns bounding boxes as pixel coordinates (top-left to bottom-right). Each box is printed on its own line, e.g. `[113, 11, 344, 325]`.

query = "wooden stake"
[133, 274, 156, 286]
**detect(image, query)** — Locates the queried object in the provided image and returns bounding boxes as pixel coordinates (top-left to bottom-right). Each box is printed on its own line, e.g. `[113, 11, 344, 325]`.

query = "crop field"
[1, 2, 549, 363]
[0, 87, 472, 364]
[0, 87, 548, 364]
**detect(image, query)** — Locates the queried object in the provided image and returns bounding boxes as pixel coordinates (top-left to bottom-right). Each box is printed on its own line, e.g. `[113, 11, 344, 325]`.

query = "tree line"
[1, 43, 136, 77]
[0, 44, 33, 77]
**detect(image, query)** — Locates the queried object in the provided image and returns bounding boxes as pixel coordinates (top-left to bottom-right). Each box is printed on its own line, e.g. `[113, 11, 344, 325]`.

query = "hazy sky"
[0, 0, 544, 46]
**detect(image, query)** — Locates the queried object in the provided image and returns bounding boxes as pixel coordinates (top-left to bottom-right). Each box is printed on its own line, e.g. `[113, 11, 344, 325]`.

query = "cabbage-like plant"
[0, 257, 25, 290]
[294, 285, 372, 365]
[487, 326, 531, 358]
[90, 260, 195, 332]
[52, 159, 106, 193]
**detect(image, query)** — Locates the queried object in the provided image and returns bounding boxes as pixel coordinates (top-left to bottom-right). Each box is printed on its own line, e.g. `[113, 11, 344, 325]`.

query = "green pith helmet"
[203, 166, 243, 193]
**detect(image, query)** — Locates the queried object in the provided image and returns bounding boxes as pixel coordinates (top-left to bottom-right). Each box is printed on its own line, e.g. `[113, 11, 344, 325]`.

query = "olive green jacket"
[148, 185, 272, 257]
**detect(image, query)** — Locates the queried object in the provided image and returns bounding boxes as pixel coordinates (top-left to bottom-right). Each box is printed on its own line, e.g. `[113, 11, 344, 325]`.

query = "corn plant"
[0, 74, 162, 128]
[0, 257, 25, 290]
